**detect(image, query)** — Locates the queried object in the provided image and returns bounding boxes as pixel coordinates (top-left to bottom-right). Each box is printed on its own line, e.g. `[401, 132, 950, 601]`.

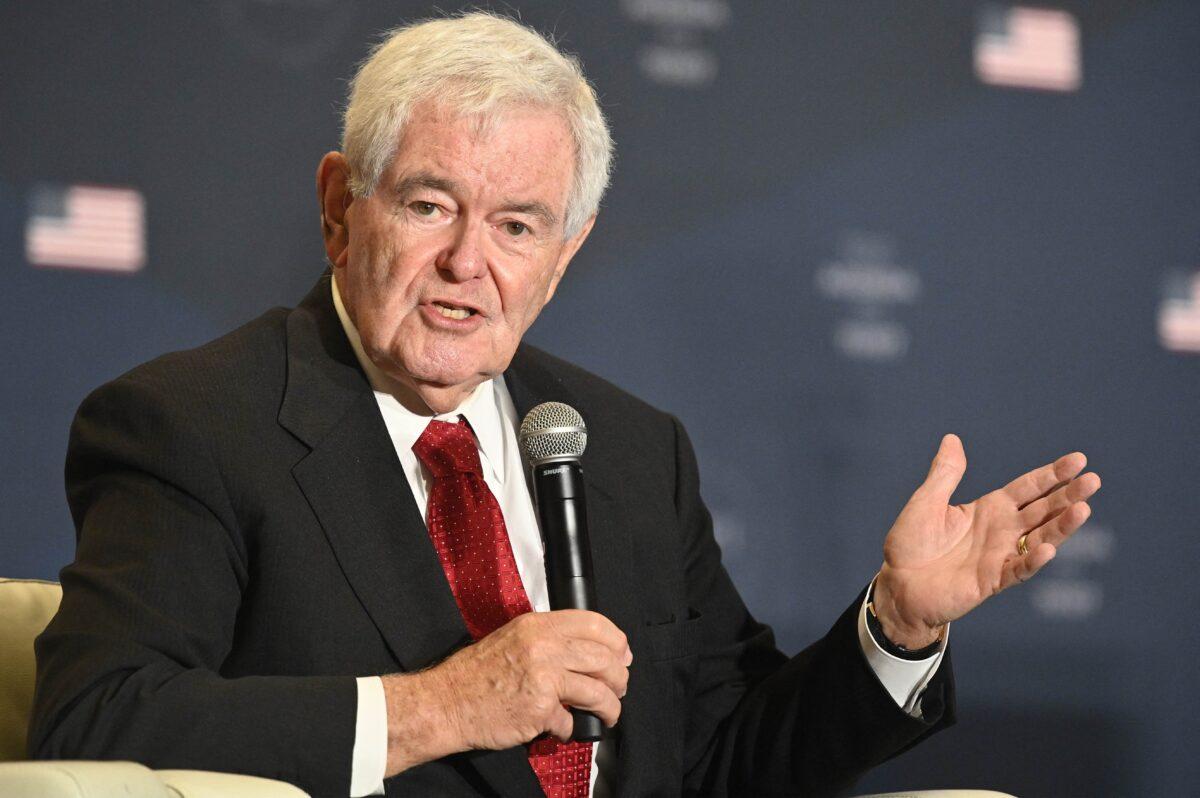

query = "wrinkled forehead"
[386, 100, 578, 212]
[396, 98, 576, 162]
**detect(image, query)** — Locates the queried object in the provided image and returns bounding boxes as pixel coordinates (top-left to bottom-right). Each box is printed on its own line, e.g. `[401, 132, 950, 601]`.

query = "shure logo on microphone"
[543, 465, 571, 477]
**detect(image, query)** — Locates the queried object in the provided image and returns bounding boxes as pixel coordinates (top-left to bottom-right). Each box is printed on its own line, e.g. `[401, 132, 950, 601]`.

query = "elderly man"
[30, 12, 1099, 798]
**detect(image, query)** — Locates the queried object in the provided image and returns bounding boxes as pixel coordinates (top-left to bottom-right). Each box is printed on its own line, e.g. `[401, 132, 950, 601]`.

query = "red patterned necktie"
[413, 419, 592, 798]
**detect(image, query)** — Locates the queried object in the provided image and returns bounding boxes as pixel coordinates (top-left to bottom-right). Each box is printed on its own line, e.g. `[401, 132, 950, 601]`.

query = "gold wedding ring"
[1017, 533, 1030, 556]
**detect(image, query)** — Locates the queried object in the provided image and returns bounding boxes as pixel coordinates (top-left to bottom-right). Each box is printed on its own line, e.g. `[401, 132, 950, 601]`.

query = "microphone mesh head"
[519, 402, 587, 465]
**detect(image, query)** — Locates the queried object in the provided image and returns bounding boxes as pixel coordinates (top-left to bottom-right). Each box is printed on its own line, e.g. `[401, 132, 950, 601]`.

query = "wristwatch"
[865, 581, 945, 661]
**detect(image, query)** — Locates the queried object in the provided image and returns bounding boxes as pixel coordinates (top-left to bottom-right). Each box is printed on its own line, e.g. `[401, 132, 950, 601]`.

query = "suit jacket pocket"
[638, 609, 702, 662]
[627, 611, 703, 775]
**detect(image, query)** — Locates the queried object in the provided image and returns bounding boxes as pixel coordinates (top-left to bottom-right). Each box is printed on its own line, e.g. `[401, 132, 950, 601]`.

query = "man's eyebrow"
[392, 173, 462, 197]
[392, 172, 559, 228]
[500, 200, 558, 228]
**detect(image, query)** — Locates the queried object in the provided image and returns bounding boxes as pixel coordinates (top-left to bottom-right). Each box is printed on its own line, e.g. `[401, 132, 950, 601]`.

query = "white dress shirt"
[330, 276, 945, 797]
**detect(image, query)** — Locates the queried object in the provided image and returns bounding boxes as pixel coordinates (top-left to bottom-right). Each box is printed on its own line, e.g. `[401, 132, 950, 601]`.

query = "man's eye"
[411, 201, 438, 216]
[504, 221, 528, 237]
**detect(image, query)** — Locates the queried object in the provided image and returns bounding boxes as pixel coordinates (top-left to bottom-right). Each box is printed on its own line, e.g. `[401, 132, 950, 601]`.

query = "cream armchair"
[0, 577, 309, 797]
[1, 577, 1015, 798]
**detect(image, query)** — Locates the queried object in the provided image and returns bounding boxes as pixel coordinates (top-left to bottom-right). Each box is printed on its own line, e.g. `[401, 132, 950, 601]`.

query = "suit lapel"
[278, 287, 641, 795]
[505, 347, 642, 792]
[280, 276, 541, 796]
[279, 273, 471, 672]
[504, 346, 638, 630]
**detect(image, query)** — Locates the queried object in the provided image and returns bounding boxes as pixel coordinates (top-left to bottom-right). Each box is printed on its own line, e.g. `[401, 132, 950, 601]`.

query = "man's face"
[322, 102, 592, 412]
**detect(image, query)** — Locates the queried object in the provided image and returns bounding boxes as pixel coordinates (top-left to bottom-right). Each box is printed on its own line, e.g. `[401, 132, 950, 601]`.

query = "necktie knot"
[413, 419, 484, 478]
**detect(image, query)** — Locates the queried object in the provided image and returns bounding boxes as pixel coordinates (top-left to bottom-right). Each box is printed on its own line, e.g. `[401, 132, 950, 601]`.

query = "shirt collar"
[330, 274, 508, 484]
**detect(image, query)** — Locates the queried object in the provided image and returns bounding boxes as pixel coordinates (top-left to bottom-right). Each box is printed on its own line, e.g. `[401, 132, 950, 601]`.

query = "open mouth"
[432, 301, 477, 321]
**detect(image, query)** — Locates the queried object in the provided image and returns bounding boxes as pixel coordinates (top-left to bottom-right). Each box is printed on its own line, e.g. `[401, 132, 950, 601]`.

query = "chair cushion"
[854, 792, 1018, 797]
[157, 769, 311, 797]
[0, 579, 62, 762]
[0, 759, 171, 797]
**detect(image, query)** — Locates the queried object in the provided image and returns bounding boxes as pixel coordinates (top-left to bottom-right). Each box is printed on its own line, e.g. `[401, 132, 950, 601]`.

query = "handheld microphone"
[518, 402, 603, 743]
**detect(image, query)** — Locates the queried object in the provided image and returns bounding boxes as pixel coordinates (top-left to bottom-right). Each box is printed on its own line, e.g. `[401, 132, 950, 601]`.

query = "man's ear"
[544, 215, 596, 304]
[316, 152, 353, 269]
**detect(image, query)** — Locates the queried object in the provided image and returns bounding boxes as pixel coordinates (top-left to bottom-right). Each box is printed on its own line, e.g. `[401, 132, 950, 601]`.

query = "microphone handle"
[532, 460, 603, 743]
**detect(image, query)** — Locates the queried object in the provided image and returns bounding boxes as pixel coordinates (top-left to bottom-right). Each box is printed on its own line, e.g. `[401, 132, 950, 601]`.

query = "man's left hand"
[872, 434, 1102, 649]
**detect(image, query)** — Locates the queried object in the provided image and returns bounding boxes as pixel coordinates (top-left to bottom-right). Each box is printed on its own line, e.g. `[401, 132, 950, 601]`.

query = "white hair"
[342, 11, 613, 239]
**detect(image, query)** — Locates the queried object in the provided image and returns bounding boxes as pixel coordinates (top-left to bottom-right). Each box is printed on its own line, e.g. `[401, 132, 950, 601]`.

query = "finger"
[546, 705, 575, 742]
[1001, 541, 1057, 590]
[1017, 472, 1101, 529]
[918, 433, 966, 505]
[560, 638, 629, 698]
[559, 672, 622, 728]
[549, 610, 629, 658]
[1002, 451, 1087, 508]
[1024, 501, 1092, 552]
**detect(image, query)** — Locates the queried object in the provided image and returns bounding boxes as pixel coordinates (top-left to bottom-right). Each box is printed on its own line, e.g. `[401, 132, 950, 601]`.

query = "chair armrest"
[0, 760, 172, 797]
[855, 791, 1018, 798]
[0, 761, 312, 797]
[156, 769, 311, 797]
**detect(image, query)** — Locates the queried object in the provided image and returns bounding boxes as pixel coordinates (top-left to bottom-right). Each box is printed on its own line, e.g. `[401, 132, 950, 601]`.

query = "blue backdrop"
[3, 2, 1197, 795]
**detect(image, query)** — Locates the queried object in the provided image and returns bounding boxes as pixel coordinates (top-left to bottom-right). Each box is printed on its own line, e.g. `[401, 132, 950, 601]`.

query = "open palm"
[874, 434, 1101, 642]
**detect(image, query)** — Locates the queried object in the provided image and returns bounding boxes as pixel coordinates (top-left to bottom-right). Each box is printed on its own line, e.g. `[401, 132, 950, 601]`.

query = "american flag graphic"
[1158, 272, 1200, 354]
[25, 183, 146, 273]
[975, 6, 1082, 92]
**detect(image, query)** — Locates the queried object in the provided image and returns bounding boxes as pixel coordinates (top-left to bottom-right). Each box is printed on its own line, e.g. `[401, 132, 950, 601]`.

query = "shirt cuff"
[856, 583, 948, 718]
[350, 676, 388, 796]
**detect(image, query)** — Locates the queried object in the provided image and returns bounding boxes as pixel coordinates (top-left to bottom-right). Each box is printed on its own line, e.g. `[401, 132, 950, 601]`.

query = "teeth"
[434, 303, 471, 320]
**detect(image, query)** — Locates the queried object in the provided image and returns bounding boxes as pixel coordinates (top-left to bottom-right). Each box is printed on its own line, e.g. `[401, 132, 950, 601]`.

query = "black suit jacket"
[30, 273, 954, 797]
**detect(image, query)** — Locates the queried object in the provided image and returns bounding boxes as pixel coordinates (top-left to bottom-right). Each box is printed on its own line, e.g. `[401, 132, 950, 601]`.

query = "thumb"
[920, 433, 966, 505]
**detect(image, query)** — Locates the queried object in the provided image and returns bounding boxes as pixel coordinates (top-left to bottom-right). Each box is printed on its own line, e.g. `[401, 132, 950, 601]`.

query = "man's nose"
[436, 222, 488, 282]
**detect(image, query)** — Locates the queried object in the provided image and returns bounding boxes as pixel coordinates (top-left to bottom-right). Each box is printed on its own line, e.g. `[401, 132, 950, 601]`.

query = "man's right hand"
[380, 610, 631, 777]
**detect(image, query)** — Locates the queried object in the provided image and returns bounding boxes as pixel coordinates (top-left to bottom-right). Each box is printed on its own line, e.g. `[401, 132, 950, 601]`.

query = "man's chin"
[356, 344, 480, 413]
[405, 355, 489, 393]
[380, 336, 513, 410]
[406, 342, 512, 387]
[410, 378, 490, 415]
